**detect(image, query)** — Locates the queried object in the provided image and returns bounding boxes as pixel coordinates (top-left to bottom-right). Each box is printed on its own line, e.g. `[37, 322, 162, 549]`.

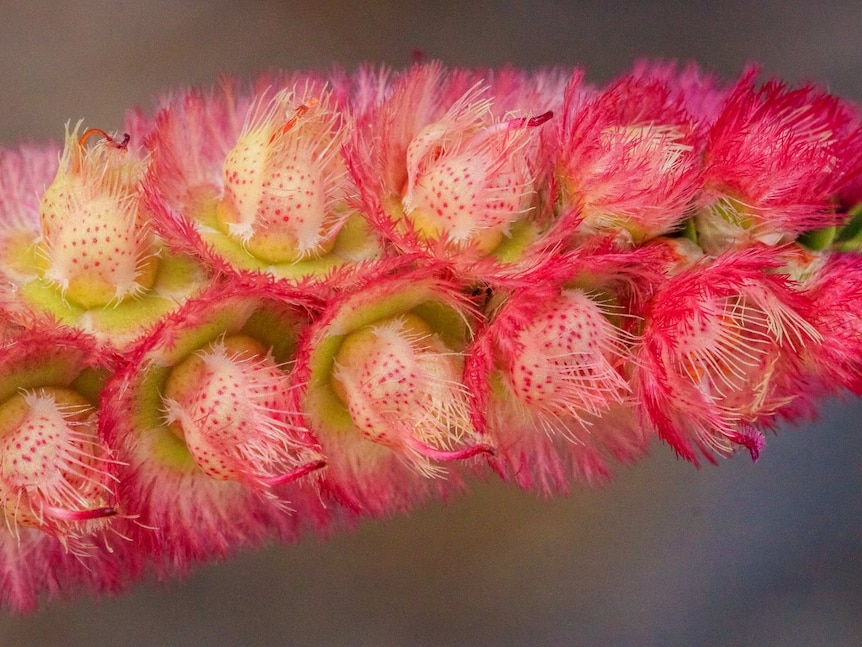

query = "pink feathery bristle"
[834, 102, 862, 210]
[291, 261, 492, 517]
[100, 274, 329, 572]
[0, 528, 128, 613]
[636, 245, 821, 464]
[839, 174, 862, 211]
[0, 144, 62, 284]
[799, 251, 862, 394]
[349, 62, 452, 201]
[486, 65, 571, 117]
[630, 59, 734, 126]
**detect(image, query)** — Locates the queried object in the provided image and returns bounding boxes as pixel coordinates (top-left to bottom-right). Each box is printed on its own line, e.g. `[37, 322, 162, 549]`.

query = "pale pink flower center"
[399, 95, 539, 252]
[331, 314, 478, 474]
[217, 93, 347, 262]
[163, 335, 313, 484]
[0, 388, 114, 533]
[38, 128, 155, 308]
[506, 290, 632, 428]
[403, 142, 527, 248]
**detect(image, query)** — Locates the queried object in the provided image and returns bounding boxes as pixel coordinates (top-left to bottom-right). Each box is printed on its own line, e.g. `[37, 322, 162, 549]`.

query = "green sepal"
[798, 225, 837, 251]
[834, 203, 862, 251]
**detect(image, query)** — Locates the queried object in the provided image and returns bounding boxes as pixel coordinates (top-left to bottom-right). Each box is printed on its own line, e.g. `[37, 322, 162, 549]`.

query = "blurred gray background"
[1, 2, 861, 646]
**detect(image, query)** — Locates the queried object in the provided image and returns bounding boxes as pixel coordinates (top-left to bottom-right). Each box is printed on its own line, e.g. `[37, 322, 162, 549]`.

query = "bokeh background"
[1, 2, 861, 645]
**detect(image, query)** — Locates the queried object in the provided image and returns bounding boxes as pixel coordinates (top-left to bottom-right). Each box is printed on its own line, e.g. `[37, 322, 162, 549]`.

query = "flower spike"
[0, 61, 860, 611]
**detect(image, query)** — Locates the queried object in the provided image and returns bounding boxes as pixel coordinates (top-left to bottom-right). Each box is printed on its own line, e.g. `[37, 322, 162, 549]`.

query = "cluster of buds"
[1, 61, 861, 611]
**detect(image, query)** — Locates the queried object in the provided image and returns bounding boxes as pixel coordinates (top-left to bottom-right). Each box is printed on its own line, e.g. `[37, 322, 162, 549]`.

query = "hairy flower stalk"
[0, 61, 861, 610]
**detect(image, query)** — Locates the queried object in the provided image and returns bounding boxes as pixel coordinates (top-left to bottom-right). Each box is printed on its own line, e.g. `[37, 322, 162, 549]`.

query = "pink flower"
[697, 71, 862, 253]
[145, 75, 380, 284]
[0, 129, 206, 349]
[0, 324, 119, 547]
[637, 246, 820, 463]
[293, 262, 492, 515]
[465, 244, 666, 492]
[0, 321, 125, 610]
[101, 275, 327, 570]
[348, 64, 553, 271]
[555, 74, 704, 245]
